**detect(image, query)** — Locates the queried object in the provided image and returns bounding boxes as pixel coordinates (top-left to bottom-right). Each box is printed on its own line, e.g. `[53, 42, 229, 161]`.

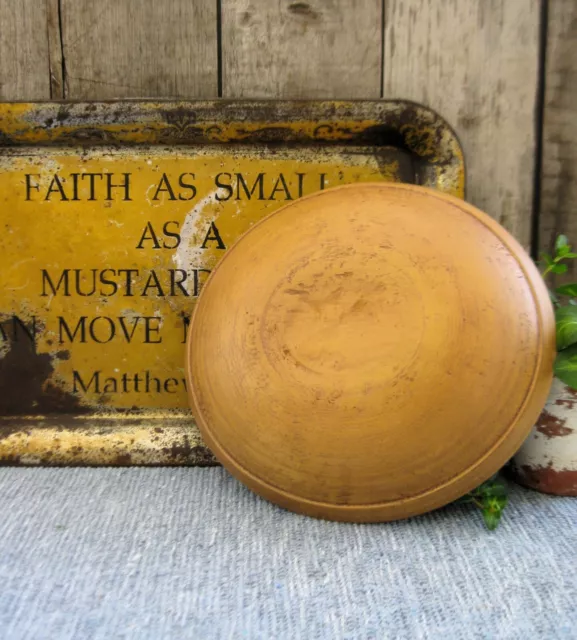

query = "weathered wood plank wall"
[58, 0, 218, 99]
[0, 0, 51, 99]
[384, 0, 540, 246]
[222, 0, 382, 98]
[0, 0, 573, 255]
[539, 0, 577, 278]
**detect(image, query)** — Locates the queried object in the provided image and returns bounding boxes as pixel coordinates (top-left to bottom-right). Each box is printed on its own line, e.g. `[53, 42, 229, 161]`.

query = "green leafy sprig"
[541, 235, 577, 389]
[459, 477, 508, 531]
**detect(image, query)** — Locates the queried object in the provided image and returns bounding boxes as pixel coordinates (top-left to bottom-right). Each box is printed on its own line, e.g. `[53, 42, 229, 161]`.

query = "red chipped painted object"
[512, 377, 577, 496]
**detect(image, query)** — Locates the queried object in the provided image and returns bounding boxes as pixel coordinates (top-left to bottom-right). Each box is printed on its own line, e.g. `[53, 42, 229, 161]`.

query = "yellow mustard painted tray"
[186, 183, 555, 521]
[0, 100, 464, 465]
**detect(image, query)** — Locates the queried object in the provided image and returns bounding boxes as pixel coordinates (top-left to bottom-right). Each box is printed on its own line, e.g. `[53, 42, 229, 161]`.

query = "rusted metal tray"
[0, 100, 464, 465]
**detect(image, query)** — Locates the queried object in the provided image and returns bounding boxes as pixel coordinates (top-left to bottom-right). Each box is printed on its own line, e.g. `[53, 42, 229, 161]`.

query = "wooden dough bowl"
[186, 183, 555, 522]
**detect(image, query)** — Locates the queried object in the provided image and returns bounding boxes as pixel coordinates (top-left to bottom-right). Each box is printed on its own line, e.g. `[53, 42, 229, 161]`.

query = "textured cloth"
[0, 468, 575, 640]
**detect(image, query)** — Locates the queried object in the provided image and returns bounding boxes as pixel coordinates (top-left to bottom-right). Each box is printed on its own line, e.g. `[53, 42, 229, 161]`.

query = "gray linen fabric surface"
[0, 467, 575, 640]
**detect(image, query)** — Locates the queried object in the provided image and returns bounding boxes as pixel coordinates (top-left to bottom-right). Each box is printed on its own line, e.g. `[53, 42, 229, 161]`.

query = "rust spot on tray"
[535, 410, 572, 438]
[0, 419, 218, 466]
[113, 453, 133, 465]
[0, 317, 88, 416]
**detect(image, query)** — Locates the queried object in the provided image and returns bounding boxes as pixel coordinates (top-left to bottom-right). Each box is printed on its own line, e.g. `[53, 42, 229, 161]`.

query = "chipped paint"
[0, 100, 465, 465]
[512, 377, 577, 495]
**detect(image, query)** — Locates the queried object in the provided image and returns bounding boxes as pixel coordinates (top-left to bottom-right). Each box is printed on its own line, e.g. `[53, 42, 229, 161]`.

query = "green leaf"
[552, 263, 569, 274]
[540, 252, 554, 266]
[555, 234, 569, 253]
[481, 485, 507, 500]
[487, 495, 507, 510]
[480, 493, 507, 531]
[482, 508, 502, 531]
[460, 477, 508, 530]
[557, 245, 571, 257]
[555, 283, 577, 297]
[554, 345, 577, 389]
[564, 252, 577, 259]
[556, 306, 577, 349]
